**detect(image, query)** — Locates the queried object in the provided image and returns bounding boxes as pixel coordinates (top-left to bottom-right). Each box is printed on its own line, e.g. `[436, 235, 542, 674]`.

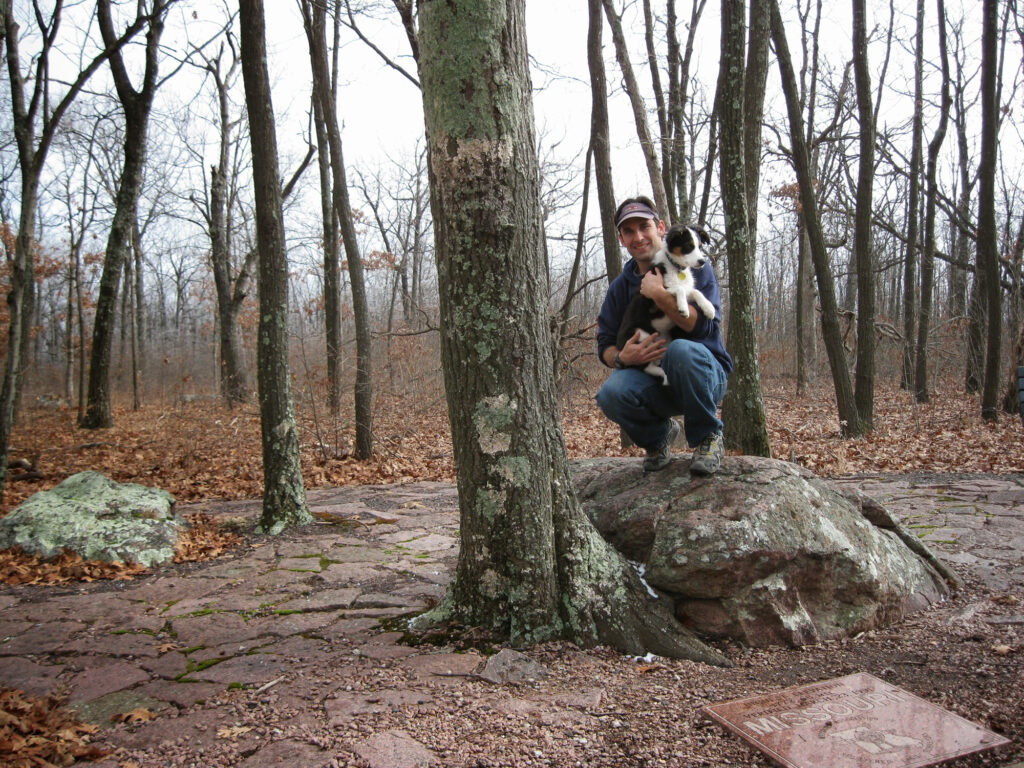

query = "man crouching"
[595, 196, 733, 474]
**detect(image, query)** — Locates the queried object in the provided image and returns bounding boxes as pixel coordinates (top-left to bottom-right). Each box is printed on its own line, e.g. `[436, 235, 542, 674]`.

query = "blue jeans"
[595, 339, 728, 450]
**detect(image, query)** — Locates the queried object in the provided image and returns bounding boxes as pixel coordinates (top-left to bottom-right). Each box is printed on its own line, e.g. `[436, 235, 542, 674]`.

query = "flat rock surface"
[1, 470, 1022, 767]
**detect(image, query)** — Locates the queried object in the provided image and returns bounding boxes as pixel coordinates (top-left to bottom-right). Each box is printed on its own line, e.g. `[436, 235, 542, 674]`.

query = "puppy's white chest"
[662, 266, 692, 308]
[663, 267, 691, 294]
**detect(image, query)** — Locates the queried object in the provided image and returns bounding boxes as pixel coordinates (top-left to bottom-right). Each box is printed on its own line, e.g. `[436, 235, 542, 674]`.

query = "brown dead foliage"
[0, 687, 109, 767]
[3, 380, 1021, 519]
[0, 377, 1020, 765]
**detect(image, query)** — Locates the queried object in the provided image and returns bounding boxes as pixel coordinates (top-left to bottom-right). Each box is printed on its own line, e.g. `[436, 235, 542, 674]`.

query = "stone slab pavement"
[0, 471, 1021, 766]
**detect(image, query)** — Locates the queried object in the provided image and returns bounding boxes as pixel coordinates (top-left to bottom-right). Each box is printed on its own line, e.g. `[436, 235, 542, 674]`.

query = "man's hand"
[639, 269, 668, 302]
[619, 329, 667, 366]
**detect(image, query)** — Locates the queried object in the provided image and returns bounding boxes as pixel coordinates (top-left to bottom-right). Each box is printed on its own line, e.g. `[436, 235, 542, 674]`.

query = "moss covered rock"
[573, 456, 951, 647]
[0, 471, 182, 567]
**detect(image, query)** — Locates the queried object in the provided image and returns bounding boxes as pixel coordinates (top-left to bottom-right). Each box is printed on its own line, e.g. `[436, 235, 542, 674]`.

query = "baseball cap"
[615, 200, 659, 228]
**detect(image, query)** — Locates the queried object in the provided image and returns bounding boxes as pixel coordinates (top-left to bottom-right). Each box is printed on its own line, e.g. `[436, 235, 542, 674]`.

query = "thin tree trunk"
[587, 0, 619, 282]
[900, 0, 925, 391]
[601, 0, 668, 218]
[82, 0, 169, 429]
[311, 62, 342, 415]
[770, 0, 859, 436]
[852, 0, 876, 434]
[796, 217, 816, 393]
[302, 0, 373, 457]
[978, 0, 1002, 421]
[915, 0, 950, 403]
[720, 0, 770, 457]
[238, 0, 312, 533]
[204, 44, 250, 407]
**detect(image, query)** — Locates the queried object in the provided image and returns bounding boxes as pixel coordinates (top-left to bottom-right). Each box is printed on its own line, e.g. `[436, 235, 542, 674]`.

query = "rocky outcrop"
[0, 471, 182, 567]
[573, 456, 952, 647]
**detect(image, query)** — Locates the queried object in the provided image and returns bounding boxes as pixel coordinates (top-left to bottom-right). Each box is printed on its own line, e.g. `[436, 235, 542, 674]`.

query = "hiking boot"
[643, 419, 681, 473]
[690, 431, 724, 475]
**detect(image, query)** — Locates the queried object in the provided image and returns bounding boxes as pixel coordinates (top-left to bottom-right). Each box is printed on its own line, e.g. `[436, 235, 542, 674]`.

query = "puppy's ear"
[696, 227, 711, 246]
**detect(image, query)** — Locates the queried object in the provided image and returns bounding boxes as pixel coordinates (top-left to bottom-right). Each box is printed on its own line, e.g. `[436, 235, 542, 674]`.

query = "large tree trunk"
[915, 0, 950, 403]
[238, 0, 312, 533]
[852, 0, 876, 434]
[770, 0, 860, 437]
[977, 0, 1002, 421]
[81, 0, 169, 429]
[415, 0, 725, 664]
[720, 0, 771, 457]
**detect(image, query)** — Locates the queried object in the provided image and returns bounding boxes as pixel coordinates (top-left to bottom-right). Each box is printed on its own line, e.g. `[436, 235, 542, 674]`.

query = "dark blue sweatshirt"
[596, 257, 733, 375]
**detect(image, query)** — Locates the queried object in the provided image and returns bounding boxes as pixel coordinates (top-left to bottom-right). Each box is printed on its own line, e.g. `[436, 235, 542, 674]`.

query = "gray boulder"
[0, 471, 182, 567]
[573, 456, 952, 647]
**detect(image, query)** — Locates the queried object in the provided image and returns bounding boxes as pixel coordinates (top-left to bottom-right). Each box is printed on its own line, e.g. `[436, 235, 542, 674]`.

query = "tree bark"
[601, 0, 669, 218]
[201, 41, 251, 408]
[899, 0, 925, 391]
[720, 0, 771, 457]
[770, 0, 860, 436]
[852, 0, 876, 434]
[81, 0, 170, 429]
[915, 0, 950, 403]
[587, 0, 619, 282]
[305, 0, 343, 416]
[0, 0, 147, 497]
[415, 0, 726, 664]
[978, 0, 1002, 421]
[302, 0, 373, 456]
[238, 0, 312, 533]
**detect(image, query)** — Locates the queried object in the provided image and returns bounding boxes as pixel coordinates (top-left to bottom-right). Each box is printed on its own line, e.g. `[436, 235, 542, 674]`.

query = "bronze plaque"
[703, 673, 1010, 768]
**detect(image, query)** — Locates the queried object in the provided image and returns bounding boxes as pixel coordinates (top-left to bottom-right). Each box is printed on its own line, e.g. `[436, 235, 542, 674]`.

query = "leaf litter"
[0, 378, 1020, 766]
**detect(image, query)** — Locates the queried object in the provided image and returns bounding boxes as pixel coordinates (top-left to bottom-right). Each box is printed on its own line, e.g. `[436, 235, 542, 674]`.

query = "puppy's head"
[662, 225, 710, 270]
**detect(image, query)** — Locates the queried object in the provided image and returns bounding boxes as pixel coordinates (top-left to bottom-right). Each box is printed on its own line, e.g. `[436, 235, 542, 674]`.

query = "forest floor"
[3, 378, 1023, 515]
[0, 378, 1022, 767]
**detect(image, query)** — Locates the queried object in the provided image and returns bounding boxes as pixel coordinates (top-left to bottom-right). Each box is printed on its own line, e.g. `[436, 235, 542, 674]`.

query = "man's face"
[618, 217, 666, 263]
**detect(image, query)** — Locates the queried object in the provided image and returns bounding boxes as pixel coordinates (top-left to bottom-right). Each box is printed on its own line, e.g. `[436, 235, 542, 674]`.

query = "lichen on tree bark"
[415, 0, 727, 664]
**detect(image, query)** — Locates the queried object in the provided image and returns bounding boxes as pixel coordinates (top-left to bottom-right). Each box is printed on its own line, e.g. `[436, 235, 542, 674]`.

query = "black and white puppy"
[616, 225, 716, 385]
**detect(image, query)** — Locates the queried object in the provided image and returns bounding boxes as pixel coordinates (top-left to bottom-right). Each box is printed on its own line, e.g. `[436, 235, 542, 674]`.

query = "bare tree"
[897, 0, 925, 394]
[81, 0, 177, 429]
[301, 0, 373, 456]
[194, 31, 254, 407]
[238, 0, 312, 532]
[914, 0, 951, 403]
[770, 0, 860, 436]
[588, 0, 620, 282]
[601, 0, 668, 217]
[0, 0, 149, 498]
[719, 0, 770, 457]
[977, 0, 1002, 421]
[852, 0, 876, 433]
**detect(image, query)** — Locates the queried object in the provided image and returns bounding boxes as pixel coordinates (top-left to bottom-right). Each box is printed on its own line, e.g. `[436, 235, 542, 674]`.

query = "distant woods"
[0, 0, 1022, 498]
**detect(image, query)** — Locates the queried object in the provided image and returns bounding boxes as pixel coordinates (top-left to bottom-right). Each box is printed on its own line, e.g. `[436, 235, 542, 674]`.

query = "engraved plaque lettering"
[703, 673, 1010, 768]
